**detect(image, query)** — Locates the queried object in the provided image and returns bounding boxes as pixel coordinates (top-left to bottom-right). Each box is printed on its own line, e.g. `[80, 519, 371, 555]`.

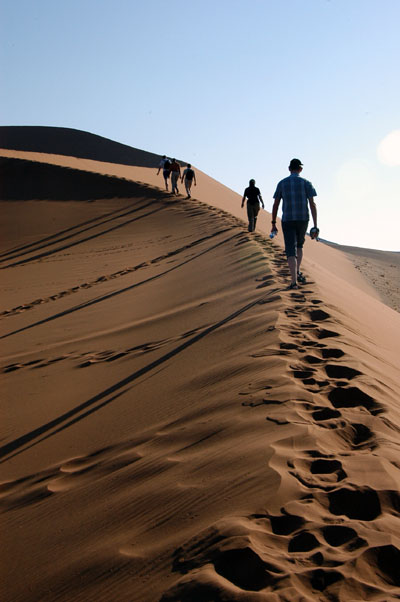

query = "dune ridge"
[0, 125, 163, 167]
[0, 143, 391, 310]
[1, 129, 400, 601]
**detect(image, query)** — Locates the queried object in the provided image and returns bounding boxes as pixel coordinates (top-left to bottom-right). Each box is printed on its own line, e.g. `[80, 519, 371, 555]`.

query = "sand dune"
[322, 241, 400, 314]
[1, 128, 400, 601]
[0, 125, 163, 167]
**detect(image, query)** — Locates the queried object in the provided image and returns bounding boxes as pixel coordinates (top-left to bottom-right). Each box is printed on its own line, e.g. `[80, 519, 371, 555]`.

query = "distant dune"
[323, 241, 400, 313]
[0, 125, 162, 167]
[1, 128, 399, 602]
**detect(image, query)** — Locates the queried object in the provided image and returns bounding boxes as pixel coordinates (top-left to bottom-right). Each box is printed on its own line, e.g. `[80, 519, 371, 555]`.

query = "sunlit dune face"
[377, 130, 400, 166]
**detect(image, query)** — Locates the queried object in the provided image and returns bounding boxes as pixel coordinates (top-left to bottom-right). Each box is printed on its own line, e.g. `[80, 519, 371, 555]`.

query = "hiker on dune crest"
[271, 158, 318, 289]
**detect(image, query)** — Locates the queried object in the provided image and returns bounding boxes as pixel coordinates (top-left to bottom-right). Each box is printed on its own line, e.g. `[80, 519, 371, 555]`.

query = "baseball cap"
[289, 158, 303, 169]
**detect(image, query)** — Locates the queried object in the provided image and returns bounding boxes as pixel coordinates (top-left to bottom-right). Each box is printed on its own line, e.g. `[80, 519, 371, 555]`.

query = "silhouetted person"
[241, 179, 264, 232]
[157, 155, 171, 190]
[271, 158, 318, 289]
[170, 158, 181, 194]
[181, 164, 196, 198]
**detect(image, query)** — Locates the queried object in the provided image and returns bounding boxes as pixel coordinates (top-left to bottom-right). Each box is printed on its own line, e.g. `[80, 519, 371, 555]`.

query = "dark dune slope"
[0, 157, 158, 201]
[0, 126, 161, 167]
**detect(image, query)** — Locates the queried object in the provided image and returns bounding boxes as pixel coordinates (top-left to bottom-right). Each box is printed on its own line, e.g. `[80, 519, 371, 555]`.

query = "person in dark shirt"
[241, 179, 264, 232]
[169, 159, 181, 194]
[157, 155, 171, 190]
[181, 163, 197, 198]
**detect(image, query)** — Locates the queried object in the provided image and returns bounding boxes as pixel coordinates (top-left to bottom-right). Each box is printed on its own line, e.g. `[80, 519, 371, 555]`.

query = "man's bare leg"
[297, 247, 303, 272]
[288, 256, 297, 285]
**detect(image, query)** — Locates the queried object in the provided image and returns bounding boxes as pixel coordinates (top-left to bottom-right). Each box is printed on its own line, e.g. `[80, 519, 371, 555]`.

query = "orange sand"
[1, 128, 400, 601]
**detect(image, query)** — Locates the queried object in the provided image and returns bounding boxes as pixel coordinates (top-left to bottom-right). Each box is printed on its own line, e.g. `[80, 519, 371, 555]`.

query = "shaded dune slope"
[0, 125, 162, 167]
[0, 156, 157, 201]
[1, 131, 400, 602]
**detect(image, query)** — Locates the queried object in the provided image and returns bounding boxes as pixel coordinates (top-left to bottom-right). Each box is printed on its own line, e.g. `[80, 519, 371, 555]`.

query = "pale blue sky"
[1, 0, 399, 250]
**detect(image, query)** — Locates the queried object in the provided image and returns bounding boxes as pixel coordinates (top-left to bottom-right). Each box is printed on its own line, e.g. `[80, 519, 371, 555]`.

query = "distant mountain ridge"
[0, 126, 162, 168]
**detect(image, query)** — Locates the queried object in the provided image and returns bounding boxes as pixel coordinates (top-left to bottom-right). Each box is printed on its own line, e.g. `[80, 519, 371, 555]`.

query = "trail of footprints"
[161, 238, 400, 600]
[1, 199, 243, 319]
[0, 263, 149, 318]
[2, 325, 208, 373]
[2, 220, 400, 599]
[1, 206, 245, 374]
[0, 437, 160, 510]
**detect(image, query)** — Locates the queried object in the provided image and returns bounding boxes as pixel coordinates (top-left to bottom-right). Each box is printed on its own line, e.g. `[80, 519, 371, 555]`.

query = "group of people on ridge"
[158, 154, 318, 291]
[157, 156, 196, 198]
[241, 158, 319, 290]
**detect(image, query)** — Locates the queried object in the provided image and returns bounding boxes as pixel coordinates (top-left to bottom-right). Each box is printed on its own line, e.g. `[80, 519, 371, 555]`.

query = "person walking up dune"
[241, 179, 264, 232]
[271, 158, 318, 289]
[170, 159, 181, 195]
[181, 163, 196, 198]
[157, 155, 171, 191]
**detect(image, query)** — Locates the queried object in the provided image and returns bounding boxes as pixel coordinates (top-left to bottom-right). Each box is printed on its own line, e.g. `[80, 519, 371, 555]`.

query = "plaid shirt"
[273, 173, 317, 221]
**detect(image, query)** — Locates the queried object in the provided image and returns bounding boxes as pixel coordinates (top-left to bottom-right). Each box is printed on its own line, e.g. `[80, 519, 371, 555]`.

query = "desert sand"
[322, 242, 400, 314]
[1, 127, 400, 601]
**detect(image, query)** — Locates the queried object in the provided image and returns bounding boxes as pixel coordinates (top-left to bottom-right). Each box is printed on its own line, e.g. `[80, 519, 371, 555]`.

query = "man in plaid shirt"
[271, 158, 318, 289]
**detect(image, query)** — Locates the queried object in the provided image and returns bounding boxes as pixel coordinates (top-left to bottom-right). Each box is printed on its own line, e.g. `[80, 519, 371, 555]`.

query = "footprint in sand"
[280, 342, 298, 350]
[3, 363, 24, 373]
[266, 511, 305, 535]
[292, 368, 315, 380]
[327, 487, 382, 521]
[288, 531, 320, 552]
[328, 386, 383, 415]
[324, 364, 362, 380]
[337, 422, 377, 450]
[289, 455, 347, 490]
[356, 544, 400, 588]
[300, 341, 326, 348]
[312, 407, 342, 422]
[321, 348, 345, 359]
[316, 328, 340, 339]
[322, 525, 366, 550]
[309, 309, 331, 322]
[303, 354, 324, 364]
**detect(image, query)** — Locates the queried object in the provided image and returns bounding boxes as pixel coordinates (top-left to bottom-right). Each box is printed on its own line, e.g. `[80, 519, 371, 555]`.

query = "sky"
[1, 0, 399, 251]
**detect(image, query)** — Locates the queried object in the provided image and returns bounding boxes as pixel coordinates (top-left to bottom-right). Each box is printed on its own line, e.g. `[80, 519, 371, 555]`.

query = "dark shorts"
[282, 220, 308, 257]
[163, 169, 170, 179]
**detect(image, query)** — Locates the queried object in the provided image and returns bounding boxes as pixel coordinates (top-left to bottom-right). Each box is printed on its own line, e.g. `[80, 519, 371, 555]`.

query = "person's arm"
[181, 169, 186, 183]
[271, 197, 281, 231]
[259, 194, 265, 209]
[308, 197, 317, 228]
[194, 173, 197, 185]
[241, 192, 246, 208]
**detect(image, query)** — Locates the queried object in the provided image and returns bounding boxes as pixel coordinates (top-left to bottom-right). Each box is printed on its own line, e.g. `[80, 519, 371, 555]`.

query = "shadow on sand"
[0, 125, 163, 167]
[0, 157, 159, 201]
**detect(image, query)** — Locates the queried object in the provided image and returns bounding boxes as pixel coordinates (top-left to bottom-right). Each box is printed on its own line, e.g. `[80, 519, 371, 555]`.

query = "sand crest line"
[160, 261, 400, 601]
